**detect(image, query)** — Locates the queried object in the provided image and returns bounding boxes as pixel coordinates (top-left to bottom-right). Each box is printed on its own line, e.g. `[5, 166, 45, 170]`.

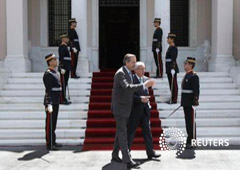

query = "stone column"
[4, 0, 31, 72]
[209, 0, 235, 72]
[155, 0, 170, 56]
[72, 0, 89, 73]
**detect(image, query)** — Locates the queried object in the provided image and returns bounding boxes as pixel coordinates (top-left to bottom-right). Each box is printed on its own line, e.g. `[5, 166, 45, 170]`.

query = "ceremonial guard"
[181, 57, 200, 148]
[58, 33, 72, 105]
[68, 18, 81, 79]
[166, 33, 179, 104]
[152, 18, 163, 78]
[43, 53, 63, 150]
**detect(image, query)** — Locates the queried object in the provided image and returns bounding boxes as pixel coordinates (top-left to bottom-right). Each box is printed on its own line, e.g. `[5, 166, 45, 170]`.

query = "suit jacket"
[132, 75, 151, 117]
[111, 66, 144, 117]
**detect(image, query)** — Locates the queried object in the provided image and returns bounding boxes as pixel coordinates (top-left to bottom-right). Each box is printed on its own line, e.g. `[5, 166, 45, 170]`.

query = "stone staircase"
[153, 72, 240, 145]
[0, 72, 91, 146]
[0, 71, 240, 146]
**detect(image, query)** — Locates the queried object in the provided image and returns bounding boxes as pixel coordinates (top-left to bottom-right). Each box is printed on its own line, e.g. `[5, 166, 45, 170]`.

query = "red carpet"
[82, 71, 163, 151]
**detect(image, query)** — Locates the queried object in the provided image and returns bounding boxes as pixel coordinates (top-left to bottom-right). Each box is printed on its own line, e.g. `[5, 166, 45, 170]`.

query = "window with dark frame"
[170, 0, 189, 47]
[48, 0, 71, 46]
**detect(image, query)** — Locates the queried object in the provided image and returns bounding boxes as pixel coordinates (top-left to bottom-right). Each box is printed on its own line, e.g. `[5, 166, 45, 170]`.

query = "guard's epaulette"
[193, 71, 197, 75]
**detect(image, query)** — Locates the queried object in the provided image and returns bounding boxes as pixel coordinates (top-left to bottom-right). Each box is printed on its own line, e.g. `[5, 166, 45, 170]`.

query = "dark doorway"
[99, 0, 140, 70]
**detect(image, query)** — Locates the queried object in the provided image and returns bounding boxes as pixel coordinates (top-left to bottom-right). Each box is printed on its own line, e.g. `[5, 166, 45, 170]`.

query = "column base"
[208, 54, 235, 72]
[4, 55, 31, 72]
[76, 57, 90, 74]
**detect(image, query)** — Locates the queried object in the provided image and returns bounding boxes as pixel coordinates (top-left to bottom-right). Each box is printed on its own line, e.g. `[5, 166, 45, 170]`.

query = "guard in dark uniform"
[43, 53, 63, 150]
[166, 33, 179, 104]
[58, 33, 72, 105]
[181, 57, 200, 148]
[152, 18, 163, 78]
[68, 18, 81, 79]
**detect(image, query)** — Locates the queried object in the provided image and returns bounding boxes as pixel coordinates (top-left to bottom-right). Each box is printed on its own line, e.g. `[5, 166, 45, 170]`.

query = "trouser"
[153, 51, 163, 77]
[112, 115, 131, 163]
[183, 106, 196, 145]
[127, 111, 154, 156]
[60, 70, 70, 102]
[167, 73, 178, 103]
[45, 104, 59, 147]
[71, 51, 79, 77]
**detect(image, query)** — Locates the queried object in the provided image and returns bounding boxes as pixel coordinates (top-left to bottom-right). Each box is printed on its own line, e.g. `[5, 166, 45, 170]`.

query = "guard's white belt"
[166, 59, 172, 62]
[64, 57, 71, 61]
[153, 39, 158, 42]
[52, 87, 62, 91]
[74, 39, 79, 42]
[182, 90, 193, 94]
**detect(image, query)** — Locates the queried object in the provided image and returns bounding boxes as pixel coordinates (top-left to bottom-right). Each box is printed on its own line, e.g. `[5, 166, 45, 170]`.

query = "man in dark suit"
[127, 62, 161, 159]
[111, 54, 155, 168]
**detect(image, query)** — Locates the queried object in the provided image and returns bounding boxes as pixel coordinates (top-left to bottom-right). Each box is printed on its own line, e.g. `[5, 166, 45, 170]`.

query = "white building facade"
[0, 0, 240, 75]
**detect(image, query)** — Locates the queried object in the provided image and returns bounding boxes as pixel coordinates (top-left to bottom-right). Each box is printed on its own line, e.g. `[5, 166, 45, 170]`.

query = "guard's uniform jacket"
[152, 27, 163, 52]
[43, 68, 61, 105]
[58, 44, 71, 71]
[166, 45, 179, 103]
[181, 70, 200, 145]
[181, 71, 200, 107]
[68, 28, 81, 52]
[165, 45, 179, 74]
[43, 68, 61, 148]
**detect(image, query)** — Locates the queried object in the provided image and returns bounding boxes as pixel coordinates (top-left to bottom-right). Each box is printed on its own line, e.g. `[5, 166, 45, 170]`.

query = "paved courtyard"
[0, 146, 239, 170]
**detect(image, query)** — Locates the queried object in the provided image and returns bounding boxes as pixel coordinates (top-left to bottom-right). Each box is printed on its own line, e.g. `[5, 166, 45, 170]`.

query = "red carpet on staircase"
[82, 70, 163, 151]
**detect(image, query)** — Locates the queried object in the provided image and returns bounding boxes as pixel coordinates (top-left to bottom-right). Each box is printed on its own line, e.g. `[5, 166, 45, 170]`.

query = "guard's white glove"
[73, 47, 78, 54]
[156, 48, 160, 53]
[61, 69, 66, 75]
[47, 105, 53, 113]
[171, 69, 175, 76]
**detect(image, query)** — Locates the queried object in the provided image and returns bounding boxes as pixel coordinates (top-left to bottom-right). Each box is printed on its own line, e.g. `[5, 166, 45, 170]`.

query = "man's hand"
[47, 105, 53, 113]
[61, 69, 66, 75]
[73, 47, 78, 53]
[193, 100, 199, 106]
[141, 96, 149, 103]
[156, 48, 160, 53]
[144, 79, 156, 88]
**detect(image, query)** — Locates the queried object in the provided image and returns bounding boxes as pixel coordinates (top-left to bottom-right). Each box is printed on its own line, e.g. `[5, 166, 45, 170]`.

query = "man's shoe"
[72, 75, 80, 79]
[111, 156, 122, 163]
[166, 100, 177, 104]
[47, 145, 58, 151]
[148, 153, 161, 159]
[126, 160, 139, 168]
[185, 144, 194, 149]
[54, 143, 62, 148]
[62, 100, 72, 105]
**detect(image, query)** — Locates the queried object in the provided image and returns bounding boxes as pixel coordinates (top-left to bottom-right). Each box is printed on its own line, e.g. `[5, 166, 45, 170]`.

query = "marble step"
[3, 84, 91, 90]
[0, 129, 85, 139]
[0, 90, 90, 97]
[7, 78, 92, 84]
[156, 96, 240, 103]
[0, 104, 88, 111]
[0, 120, 87, 129]
[161, 118, 240, 127]
[0, 111, 88, 120]
[0, 96, 90, 104]
[157, 102, 240, 110]
[159, 110, 240, 118]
